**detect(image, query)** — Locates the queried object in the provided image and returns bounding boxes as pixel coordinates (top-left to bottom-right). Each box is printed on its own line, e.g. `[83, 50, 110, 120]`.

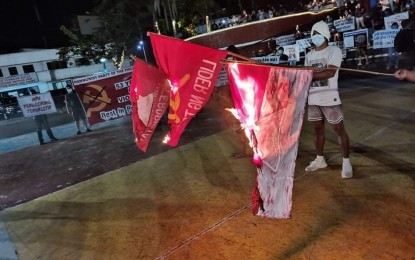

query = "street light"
[137, 40, 147, 62]
[99, 57, 107, 73]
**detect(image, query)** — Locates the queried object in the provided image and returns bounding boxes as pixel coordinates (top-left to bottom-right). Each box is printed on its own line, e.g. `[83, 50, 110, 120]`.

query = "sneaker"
[357, 62, 362, 66]
[50, 138, 58, 142]
[86, 128, 92, 132]
[305, 158, 327, 172]
[40, 141, 45, 145]
[341, 162, 353, 179]
[77, 131, 82, 135]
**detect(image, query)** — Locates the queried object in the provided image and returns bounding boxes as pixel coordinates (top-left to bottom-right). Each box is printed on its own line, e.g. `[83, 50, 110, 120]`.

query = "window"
[75, 58, 91, 66]
[46, 61, 67, 70]
[23, 65, 35, 73]
[8, 67, 18, 75]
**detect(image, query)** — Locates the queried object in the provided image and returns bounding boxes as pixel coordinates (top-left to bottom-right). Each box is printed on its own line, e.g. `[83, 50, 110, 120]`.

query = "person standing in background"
[29, 89, 58, 145]
[65, 84, 92, 135]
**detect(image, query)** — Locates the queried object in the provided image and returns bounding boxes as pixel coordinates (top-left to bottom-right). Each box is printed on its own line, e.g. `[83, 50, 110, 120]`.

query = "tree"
[58, 0, 220, 67]
[59, 0, 154, 68]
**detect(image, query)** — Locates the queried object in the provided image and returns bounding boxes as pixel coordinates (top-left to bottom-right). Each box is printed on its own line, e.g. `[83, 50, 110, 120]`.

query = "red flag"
[149, 33, 228, 146]
[130, 58, 170, 152]
[226, 62, 313, 218]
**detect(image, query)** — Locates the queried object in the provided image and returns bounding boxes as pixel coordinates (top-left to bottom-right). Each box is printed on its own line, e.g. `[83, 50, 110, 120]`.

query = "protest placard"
[18, 92, 57, 117]
[343, 29, 368, 48]
[384, 12, 408, 29]
[334, 17, 356, 32]
[372, 29, 399, 49]
[275, 34, 296, 46]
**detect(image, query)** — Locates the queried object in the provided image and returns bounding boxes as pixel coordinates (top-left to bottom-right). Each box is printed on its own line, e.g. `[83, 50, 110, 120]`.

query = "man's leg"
[73, 112, 82, 134]
[314, 120, 325, 156]
[43, 115, 58, 141]
[332, 121, 353, 178]
[332, 121, 349, 158]
[305, 106, 327, 171]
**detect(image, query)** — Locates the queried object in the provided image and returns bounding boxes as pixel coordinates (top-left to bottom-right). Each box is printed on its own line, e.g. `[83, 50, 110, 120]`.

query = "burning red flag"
[149, 32, 228, 146]
[226, 62, 313, 218]
[130, 58, 170, 152]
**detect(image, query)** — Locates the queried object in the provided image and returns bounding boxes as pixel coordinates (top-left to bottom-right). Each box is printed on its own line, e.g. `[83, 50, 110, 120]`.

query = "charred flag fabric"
[149, 32, 228, 146]
[130, 59, 170, 152]
[226, 62, 313, 218]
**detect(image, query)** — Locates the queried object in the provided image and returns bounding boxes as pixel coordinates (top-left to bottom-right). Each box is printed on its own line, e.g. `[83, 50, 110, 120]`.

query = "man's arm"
[312, 65, 338, 81]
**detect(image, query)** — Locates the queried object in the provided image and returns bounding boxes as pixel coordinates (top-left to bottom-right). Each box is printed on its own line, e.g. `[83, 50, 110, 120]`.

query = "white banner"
[334, 17, 356, 32]
[251, 56, 282, 64]
[372, 29, 399, 49]
[0, 73, 38, 88]
[72, 67, 133, 86]
[18, 92, 57, 117]
[384, 12, 408, 29]
[275, 34, 296, 46]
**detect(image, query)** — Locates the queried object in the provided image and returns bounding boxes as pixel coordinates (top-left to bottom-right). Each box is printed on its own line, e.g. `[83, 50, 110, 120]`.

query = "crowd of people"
[210, 0, 328, 31]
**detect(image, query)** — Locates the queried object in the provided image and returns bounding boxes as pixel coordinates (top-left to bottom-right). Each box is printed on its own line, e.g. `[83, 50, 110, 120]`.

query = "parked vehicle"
[4, 104, 22, 119]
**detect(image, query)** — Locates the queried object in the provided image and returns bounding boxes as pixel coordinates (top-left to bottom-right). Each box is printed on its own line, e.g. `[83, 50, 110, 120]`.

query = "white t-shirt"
[304, 45, 342, 106]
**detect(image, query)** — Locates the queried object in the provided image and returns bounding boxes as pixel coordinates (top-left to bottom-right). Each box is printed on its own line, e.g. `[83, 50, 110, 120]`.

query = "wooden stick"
[221, 59, 395, 76]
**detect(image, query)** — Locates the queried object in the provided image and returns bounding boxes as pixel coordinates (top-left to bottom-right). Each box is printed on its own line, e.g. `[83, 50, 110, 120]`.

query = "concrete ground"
[0, 74, 414, 259]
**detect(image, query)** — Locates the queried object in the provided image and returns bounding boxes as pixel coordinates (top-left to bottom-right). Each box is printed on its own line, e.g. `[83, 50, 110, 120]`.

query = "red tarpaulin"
[149, 32, 228, 146]
[72, 68, 133, 126]
[130, 59, 170, 152]
[226, 62, 313, 218]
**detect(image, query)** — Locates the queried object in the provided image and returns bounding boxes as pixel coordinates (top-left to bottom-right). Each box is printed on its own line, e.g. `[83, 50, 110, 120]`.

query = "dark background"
[0, 0, 300, 54]
[0, 0, 93, 54]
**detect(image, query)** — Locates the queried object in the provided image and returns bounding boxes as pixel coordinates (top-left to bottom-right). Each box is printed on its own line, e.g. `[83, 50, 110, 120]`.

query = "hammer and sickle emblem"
[82, 84, 111, 117]
[168, 74, 190, 124]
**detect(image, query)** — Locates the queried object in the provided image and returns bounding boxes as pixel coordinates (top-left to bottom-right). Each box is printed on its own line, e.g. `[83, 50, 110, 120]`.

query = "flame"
[228, 63, 264, 167]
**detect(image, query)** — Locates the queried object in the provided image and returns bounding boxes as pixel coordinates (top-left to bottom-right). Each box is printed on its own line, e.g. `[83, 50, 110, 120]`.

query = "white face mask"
[67, 88, 73, 93]
[311, 34, 326, 47]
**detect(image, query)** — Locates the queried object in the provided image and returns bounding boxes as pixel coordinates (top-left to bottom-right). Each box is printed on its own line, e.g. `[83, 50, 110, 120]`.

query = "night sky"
[0, 0, 299, 54]
[0, 0, 93, 54]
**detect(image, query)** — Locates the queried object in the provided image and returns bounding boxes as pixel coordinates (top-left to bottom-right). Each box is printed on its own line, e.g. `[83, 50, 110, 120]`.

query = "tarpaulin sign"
[72, 68, 133, 126]
[18, 92, 57, 117]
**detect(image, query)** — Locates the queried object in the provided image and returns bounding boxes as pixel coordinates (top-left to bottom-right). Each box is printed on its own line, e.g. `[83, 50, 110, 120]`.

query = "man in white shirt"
[304, 20, 353, 179]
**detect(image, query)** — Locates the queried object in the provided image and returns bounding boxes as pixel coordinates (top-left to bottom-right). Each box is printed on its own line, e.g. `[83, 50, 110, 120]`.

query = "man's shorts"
[72, 110, 86, 121]
[307, 105, 344, 124]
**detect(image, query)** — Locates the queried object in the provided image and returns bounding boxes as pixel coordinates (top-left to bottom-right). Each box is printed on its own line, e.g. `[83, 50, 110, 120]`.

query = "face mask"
[311, 34, 326, 47]
[67, 89, 73, 93]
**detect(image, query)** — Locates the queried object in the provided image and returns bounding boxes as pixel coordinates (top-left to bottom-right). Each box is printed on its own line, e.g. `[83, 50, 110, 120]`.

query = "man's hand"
[394, 69, 408, 80]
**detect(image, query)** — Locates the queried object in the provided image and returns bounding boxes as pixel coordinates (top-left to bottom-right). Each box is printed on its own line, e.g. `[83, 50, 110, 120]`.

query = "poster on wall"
[72, 67, 133, 126]
[17, 92, 57, 117]
[343, 29, 368, 48]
